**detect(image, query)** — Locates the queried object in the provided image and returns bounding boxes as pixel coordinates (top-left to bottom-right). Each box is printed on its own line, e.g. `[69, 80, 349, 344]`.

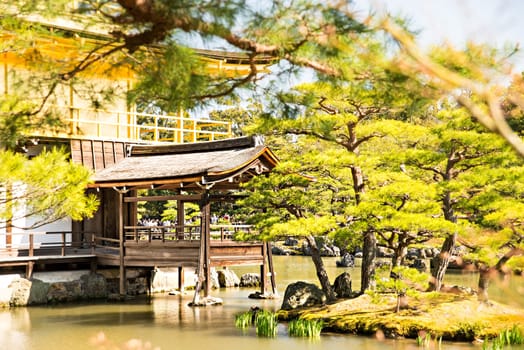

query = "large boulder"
[81, 273, 108, 299]
[333, 272, 353, 298]
[10, 278, 49, 306]
[217, 268, 240, 288]
[239, 273, 260, 287]
[47, 280, 83, 303]
[280, 281, 326, 310]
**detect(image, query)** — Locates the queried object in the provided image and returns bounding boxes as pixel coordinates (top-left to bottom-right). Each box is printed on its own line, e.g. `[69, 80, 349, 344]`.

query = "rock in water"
[280, 281, 326, 310]
[336, 252, 355, 267]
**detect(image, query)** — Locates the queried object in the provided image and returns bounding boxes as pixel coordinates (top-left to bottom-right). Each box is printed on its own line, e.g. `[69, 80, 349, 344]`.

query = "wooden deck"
[0, 228, 272, 290]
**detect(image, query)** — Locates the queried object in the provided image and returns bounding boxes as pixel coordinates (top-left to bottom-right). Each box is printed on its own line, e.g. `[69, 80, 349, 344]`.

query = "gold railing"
[31, 105, 233, 144]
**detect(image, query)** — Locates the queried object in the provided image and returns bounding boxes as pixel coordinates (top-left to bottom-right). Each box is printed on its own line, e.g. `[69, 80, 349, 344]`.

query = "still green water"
[1, 256, 523, 350]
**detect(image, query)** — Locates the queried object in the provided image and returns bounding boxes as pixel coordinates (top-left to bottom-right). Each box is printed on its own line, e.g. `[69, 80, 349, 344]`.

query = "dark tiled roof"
[91, 136, 277, 188]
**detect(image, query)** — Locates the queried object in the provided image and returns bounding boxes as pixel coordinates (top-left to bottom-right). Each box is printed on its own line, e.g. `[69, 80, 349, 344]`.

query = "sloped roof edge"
[129, 135, 266, 156]
[89, 136, 278, 189]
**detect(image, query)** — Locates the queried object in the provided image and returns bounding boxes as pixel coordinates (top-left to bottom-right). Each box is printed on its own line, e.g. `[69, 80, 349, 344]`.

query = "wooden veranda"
[75, 136, 279, 304]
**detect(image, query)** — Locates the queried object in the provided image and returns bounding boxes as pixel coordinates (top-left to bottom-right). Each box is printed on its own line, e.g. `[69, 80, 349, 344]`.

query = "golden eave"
[0, 24, 274, 80]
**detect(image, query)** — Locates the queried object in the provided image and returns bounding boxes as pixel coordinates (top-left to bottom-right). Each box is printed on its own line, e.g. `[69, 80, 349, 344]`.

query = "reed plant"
[482, 325, 523, 350]
[235, 311, 253, 329]
[255, 310, 278, 337]
[288, 318, 323, 338]
[416, 332, 442, 349]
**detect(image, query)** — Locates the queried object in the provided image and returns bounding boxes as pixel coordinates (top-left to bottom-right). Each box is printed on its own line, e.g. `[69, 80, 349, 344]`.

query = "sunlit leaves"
[0, 149, 98, 229]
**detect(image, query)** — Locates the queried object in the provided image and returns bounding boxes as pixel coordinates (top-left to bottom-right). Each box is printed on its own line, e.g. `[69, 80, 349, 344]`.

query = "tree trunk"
[351, 166, 365, 205]
[430, 190, 457, 292]
[305, 235, 337, 303]
[361, 231, 377, 292]
[477, 264, 491, 303]
[392, 245, 407, 268]
[429, 231, 456, 291]
[350, 165, 376, 293]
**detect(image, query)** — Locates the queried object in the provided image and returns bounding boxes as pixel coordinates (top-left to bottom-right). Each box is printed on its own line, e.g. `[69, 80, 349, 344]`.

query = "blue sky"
[353, 0, 524, 69]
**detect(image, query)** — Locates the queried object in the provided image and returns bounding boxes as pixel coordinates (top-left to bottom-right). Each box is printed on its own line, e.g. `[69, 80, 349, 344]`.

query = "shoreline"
[276, 291, 524, 342]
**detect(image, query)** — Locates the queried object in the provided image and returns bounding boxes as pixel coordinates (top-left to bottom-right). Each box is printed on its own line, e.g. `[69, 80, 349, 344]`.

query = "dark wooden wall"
[70, 139, 128, 171]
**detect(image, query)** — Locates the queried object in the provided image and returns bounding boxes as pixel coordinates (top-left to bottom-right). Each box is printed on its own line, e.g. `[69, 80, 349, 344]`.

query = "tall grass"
[288, 318, 323, 338]
[482, 325, 524, 350]
[235, 309, 278, 337]
[255, 310, 278, 337]
[235, 311, 253, 329]
[416, 332, 442, 349]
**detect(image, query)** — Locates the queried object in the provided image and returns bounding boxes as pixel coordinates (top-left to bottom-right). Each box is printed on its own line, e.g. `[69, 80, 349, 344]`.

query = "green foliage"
[0, 148, 98, 228]
[161, 201, 200, 223]
[288, 318, 324, 338]
[129, 45, 209, 112]
[375, 266, 429, 296]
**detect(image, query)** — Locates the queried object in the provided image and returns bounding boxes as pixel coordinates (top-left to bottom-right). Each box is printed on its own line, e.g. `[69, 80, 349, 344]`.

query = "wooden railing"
[0, 224, 256, 259]
[0, 231, 94, 257]
[29, 105, 233, 143]
[123, 224, 255, 243]
[124, 225, 199, 242]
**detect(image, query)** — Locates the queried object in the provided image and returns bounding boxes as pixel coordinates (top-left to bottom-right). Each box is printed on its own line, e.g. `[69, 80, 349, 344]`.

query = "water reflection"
[0, 256, 523, 350]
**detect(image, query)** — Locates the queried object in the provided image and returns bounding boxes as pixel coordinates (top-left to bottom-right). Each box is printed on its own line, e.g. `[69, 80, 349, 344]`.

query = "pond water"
[1, 256, 523, 350]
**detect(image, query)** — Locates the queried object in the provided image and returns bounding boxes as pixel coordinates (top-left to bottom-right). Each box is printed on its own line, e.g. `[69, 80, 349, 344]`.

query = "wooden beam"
[177, 200, 185, 240]
[178, 266, 185, 292]
[130, 136, 256, 156]
[124, 194, 202, 202]
[88, 176, 202, 189]
[202, 195, 212, 298]
[267, 242, 277, 296]
[261, 243, 268, 295]
[117, 190, 126, 296]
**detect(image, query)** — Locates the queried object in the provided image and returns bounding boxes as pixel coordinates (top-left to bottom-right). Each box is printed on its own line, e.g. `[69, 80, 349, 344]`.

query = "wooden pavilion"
[75, 135, 279, 304]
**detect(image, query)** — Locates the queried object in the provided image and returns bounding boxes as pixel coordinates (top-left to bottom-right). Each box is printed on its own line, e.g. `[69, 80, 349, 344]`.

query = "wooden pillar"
[176, 200, 185, 239]
[116, 189, 126, 296]
[5, 183, 12, 249]
[201, 194, 211, 298]
[191, 192, 210, 305]
[178, 266, 185, 292]
[261, 243, 268, 295]
[267, 241, 277, 296]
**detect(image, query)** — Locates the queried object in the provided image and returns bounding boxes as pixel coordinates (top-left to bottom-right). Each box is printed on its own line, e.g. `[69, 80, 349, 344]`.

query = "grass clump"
[288, 318, 323, 338]
[416, 332, 442, 349]
[255, 310, 278, 337]
[235, 308, 278, 337]
[235, 311, 253, 329]
[482, 325, 524, 349]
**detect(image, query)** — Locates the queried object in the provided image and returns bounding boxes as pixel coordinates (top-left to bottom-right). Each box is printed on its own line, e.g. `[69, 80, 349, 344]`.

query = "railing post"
[180, 118, 184, 143]
[91, 234, 95, 254]
[154, 115, 159, 142]
[29, 234, 34, 257]
[61, 232, 66, 256]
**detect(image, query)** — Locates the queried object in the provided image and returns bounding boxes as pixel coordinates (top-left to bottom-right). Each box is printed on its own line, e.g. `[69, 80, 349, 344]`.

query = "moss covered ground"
[277, 292, 524, 342]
